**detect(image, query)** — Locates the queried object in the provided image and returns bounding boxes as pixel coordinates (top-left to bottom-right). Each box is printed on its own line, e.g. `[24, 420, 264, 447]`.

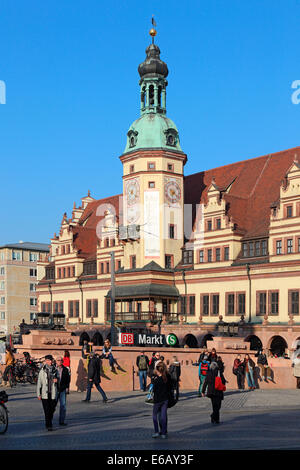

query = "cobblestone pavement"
[1, 384, 300, 450]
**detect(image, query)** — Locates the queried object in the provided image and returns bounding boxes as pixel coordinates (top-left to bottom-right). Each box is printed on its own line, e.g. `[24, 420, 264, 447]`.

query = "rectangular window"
[182, 250, 193, 265]
[0, 312, 5, 320]
[202, 295, 209, 315]
[100, 263, 104, 274]
[238, 293, 246, 315]
[30, 298, 37, 306]
[0, 267, 4, 275]
[291, 291, 299, 315]
[165, 255, 172, 269]
[242, 243, 248, 258]
[199, 250, 204, 263]
[148, 162, 155, 170]
[30, 283, 36, 292]
[212, 295, 219, 316]
[131, 256, 136, 269]
[93, 299, 98, 318]
[106, 262, 110, 273]
[287, 205, 293, 218]
[87, 300, 92, 318]
[249, 242, 254, 257]
[12, 251, 21, 261]
[276, 240, 282, 255]
[0, 297, 5, 305]
[216, 218, 221, 230]
[227, 293, 235, 315]
[29, 253, 38, 262]
[255, 241, 260, 257]
[215, 248, 221, 261]
[0, 281, 4, 290]
[117, 260, 121, 270]
[148, 181, 155, 188]
[224, 247, 229, 261]
[189, 296, 195, 316]
[261, 240, 267, 256]
[259, 292, 267, 315]
[287, 239, 293, 254]
[270, 292, 279, 315]
[298, 238, 300, 253]
[69, 301, 73, 318]
[75, 300, 80, 318]
[180, 296, 187, 315]
[207, 220, 212, 231]
[130, 165, 134, 173]
[128, 300, 133, 313]
[169, 224, 175, 239]
[207, 249, 212, 262]
[167, 163, 174, 171]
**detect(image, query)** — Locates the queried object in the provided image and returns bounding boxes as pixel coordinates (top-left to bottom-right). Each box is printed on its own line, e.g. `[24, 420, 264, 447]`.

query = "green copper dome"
[124, 113, 182, 153]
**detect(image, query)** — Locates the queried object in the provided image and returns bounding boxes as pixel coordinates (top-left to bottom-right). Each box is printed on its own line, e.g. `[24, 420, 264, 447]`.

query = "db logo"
[119, 333, 134, 345]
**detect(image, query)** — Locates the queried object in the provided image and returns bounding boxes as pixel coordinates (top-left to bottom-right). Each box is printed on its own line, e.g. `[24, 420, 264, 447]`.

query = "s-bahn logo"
[119, 333, 134, 345]
[166, 333, 177, 346]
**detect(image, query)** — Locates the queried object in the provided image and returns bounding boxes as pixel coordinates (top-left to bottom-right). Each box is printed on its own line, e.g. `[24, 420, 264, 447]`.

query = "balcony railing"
[106, 311, 179, 323]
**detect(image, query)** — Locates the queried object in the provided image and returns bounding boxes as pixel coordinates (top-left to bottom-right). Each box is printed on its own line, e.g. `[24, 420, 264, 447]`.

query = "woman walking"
[243, 354, 256, 390]
[152, 362, 172, 439]
[202, 361, 226, 425]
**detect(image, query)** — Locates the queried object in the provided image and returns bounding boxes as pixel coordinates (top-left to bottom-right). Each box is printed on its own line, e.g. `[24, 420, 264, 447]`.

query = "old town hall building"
[37, 29, 300, 354]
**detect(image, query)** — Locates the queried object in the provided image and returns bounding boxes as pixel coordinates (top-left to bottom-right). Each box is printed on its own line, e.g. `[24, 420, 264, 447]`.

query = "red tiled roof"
[72, 194, 121, 259]
[184, 146, 300, 239]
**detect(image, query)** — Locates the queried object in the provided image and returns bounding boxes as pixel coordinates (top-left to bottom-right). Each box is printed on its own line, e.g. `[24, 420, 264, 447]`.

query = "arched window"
[183, 334, 198, 348]
[245, 335, 262, 351]
[91, 332, 104, 346]
[269, 335, 288, 357]
[79, 332, 90, 346]
[149, 85, 154, 106]
[200, 334, 214, 348]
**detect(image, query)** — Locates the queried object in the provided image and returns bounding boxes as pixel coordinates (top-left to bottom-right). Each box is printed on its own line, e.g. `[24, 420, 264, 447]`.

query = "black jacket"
[202, 368, 226, 400]
[168, 363, 181, 382]
[88, 355, 102, 384]
[152, 374, 172, 403]
[256, 353, 268, 366]
[57, 365, 70, 392]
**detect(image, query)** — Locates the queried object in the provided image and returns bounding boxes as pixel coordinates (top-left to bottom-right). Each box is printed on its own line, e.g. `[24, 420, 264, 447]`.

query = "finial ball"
[149, 28, 157, 37]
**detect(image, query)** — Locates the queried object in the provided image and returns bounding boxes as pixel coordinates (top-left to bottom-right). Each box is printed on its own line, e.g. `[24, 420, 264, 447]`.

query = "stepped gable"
[72, 194, 121, 259]
[185, 146, 300, 239]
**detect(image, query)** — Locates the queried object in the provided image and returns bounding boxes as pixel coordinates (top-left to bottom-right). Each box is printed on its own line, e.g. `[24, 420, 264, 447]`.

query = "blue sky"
[1, 0, 300, 245]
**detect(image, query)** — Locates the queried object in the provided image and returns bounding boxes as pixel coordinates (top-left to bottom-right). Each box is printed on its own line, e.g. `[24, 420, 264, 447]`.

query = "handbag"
[145, 383, 154, 404]
[215, 371, 226, 391]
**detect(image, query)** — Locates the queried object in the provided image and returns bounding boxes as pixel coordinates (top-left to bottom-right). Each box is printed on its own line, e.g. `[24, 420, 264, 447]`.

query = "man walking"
[37, 355, 58, 431]
[136, 351, 149, 391]
[82, 353, 108, 403]
[56, 356, 70, 426]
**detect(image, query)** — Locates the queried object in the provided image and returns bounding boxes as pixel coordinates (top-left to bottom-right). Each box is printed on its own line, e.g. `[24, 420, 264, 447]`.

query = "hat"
[45, 355, 53, 361]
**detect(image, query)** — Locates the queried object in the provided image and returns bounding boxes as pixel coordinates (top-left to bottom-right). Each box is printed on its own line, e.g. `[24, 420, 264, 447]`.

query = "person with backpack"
[168, 356, 181, 401]
[198, 353, 210, 396]
[136, 351, 149, 392]
[232, 354, 244, 390]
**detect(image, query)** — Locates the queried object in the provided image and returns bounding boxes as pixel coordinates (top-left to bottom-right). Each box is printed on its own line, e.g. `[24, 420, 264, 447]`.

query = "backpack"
[200, 361, 209, 376]
[138, 355, 147, 370]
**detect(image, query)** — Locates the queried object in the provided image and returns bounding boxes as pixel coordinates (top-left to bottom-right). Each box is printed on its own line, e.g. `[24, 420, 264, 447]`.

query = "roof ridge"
[185, 145, 300, 179]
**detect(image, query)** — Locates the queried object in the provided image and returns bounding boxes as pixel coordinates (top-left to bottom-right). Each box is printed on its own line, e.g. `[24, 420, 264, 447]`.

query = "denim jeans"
[153, 400, 168, 435]
[138, 370, 147, 391]
[58, 390, 67, 424]
[246, 369, 255, 388]
[86, 380, 107, 401]
[198, 375, 206, 395]
[103, 353, 115, 368]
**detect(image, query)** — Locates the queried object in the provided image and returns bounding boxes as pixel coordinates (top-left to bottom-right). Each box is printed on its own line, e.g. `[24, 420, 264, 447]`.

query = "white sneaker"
[161, 434, 167, 439]
[152, 433, 160, 438]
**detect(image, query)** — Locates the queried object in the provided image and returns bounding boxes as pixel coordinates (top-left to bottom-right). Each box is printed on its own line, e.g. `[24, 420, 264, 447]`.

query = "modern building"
[0, 242, 50, 335]
[37, 28, 300, 354]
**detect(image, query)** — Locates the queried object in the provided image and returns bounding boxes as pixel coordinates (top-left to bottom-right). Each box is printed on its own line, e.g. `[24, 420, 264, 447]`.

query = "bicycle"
[0, 390, 8, 434]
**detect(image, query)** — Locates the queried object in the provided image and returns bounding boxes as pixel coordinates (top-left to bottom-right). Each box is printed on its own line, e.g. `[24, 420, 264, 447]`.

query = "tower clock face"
[126, 178, 140, 206]
[164, 180, 181, 204]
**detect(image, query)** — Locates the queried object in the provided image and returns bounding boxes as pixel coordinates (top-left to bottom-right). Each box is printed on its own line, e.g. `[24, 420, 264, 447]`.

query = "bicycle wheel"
[0, 403, 8, 434]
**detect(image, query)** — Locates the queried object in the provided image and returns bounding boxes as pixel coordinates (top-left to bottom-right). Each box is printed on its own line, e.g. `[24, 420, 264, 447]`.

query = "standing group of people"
[36, 352, 71, 430]
[232, 349, 272, 390]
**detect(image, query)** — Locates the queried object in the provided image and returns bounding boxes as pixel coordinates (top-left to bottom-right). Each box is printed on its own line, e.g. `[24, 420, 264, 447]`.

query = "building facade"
[0, 242, 50, 335]
[36, 30, 300, 354]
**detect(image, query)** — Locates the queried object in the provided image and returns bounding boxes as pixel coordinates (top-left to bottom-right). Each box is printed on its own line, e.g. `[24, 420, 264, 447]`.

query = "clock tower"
[119, 26, 187, 270]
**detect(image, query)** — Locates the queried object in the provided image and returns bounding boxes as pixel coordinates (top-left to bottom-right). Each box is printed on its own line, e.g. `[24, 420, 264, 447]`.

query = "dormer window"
[127, 129, 138, 148]
[164, 128, 178, 147]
